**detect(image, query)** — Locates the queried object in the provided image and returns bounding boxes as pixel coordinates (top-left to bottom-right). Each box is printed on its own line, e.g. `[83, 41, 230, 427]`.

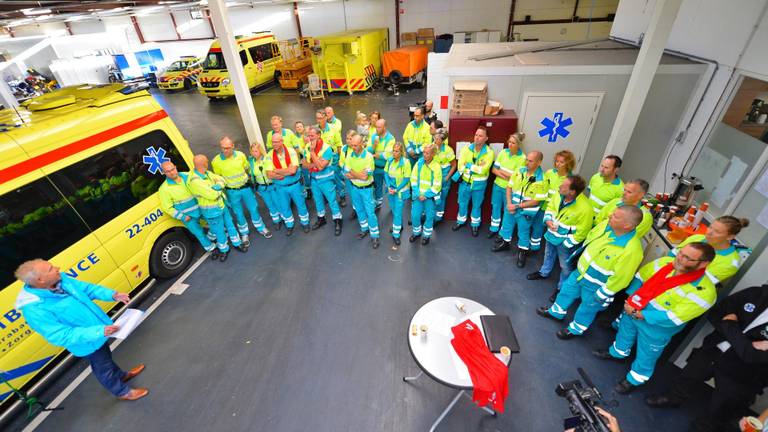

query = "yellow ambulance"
[157, 55, 202, 91]
[198, 32, 281, 99]
[0, 84, 196, 406]
[310, 28, 388, 94]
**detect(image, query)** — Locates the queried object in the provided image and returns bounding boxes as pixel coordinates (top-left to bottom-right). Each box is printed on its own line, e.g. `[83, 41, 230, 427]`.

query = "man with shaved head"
[368, 118, 395, 209]
[494, 151, 548, 268]
[158, 161, 215, 252]
[537, 205, 644, 340]
[187, 154, 244, 261]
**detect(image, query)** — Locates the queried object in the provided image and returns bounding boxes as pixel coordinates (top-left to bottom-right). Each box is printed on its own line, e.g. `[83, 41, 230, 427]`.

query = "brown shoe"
[122, 364, 145, 382]
[118, 387, 148, 401]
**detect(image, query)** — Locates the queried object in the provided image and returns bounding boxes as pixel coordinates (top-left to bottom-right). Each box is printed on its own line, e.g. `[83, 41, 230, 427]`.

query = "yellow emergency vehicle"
[0, 84, 197, 406]
[310, 28, 388, 94]
[157, 55, 202, 91]
[198, 32, 281, 99]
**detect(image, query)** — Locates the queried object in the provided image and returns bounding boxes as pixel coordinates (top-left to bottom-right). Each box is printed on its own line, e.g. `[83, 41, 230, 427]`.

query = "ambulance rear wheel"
[183, 79, 191, 90]
[150, 230, 193, 279]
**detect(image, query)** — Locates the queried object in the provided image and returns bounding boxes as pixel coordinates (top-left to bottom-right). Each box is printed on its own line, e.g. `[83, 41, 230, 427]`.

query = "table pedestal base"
[403, 371, 496, 431]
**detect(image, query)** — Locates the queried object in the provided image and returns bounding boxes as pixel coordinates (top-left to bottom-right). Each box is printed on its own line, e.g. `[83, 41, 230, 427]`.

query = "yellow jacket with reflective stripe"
[493, 149, 525, 189]
[410, 158, 442, 198]
[319, 123, 343, 153]
[435, 143, 456, 178]
[187, 170, 226, 210]
[626, 256, 717, 327]
[343, 149, 374, 187]
[543, 193, 594, 248]
[402, 120, 431, 156]
[576, 220, 644, 299]
[247, 155, 271, 185]
[158, 172, 199, 220]
[595, 198, 653, 238]
[265, 128, 298, 151]
[508, 166, 548, 216]
[457, 143, 494, 190]
[671, 234, 748, 285]
[210, 151, 250, 188]
[587, 173, 624, 214]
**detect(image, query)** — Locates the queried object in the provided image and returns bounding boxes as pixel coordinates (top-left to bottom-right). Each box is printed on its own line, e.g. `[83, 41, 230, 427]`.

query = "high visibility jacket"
[265, 128, 297, 151]
[248, 155, 271, 186]
[435, 143, 456, 178]
[188, 169, 227, 211]
[402, 120, 431, 157]
[385, 157, 412, 199]
[319, 123, 343, 153]
[508, 166, 547, 216]
[587, 173, 624, 214]
[338, 144, 352, 168]
[670, 234, 749, 285]
[304, 141, 336, 182]
[543, 168, 569, 203]
[210, 151, 250, 188]
[411, 158, 442, 198]
[293, 131, 307, 153]
[327, 116, 342, 134]
[543, 193, 594, 248]
[265, 147, 301, 185]
[16, 274, 115, 357]
[576, 220, 644, 300]
[596, 198, 653, 238]
[493, 149, 525, 189]
[368, 131, 395, 169]
[626, 256, 717, 327]
[343, 149, 374, 187]
[457, 143, 494, 190]
[159, 172, 200, 220]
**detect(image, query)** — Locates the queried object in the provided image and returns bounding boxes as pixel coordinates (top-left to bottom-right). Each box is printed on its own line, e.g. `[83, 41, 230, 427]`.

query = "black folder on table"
[480, 315, 520, 354]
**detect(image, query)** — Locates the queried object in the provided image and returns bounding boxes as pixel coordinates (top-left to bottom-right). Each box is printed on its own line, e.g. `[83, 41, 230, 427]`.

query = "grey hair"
[15, 259, 46, 285]
[308, 126, 322, 135]
[423, 143, 437, 154]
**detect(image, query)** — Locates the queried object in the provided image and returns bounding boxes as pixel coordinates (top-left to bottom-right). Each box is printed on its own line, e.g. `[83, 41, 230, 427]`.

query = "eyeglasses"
[678, 253, 705, 262]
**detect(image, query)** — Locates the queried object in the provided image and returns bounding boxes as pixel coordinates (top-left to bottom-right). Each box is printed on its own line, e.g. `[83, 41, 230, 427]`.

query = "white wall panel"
[137, 14, 177, 41]
[227, 4, 296, 40]
[69, 19, 107, 35]
[12, 22, 67, 38]
[172, 11, 214, 39]
[400, 0, 511, 35]
[102, 16, 142, 48]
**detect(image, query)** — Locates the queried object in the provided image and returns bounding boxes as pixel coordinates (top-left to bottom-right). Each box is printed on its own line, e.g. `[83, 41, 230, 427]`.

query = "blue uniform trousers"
[373, 168, 385, 206]
[225, 187, 266, 235]
[85, 342, 130, 397]
[331, 155, 346, 199]
[499, 210, 538, 250]
[181, 216, 214, 251]
[456, 181, 486, 228]
[387, 193, 406, 239]
[412, 197, 437, 238]
[257, 184, 282, 224]
[435, 178, 452, 221]
[530, 210, 545, 251]
[538, 240, 574, 290]
[349, 184, 380, 238]
[311, 179, 341, 220]
[608, 310, 681, 386]
[301, 167, 311, 195]
[489, 184, 506, 233]
[547, 272, 610, 335]
[201, 207, 241, 252]
[277, 182, 309, 228]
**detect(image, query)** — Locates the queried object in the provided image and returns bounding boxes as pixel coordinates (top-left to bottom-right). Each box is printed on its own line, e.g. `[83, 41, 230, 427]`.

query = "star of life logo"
[142, 146, 171, 175]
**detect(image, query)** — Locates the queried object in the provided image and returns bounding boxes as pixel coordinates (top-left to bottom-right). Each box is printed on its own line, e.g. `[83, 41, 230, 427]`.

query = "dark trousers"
[85, 342, 129, 397]
[669, 346, 757, 432]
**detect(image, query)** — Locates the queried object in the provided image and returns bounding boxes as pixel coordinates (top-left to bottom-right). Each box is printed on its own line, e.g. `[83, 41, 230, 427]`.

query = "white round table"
[403, 297, 512, 431]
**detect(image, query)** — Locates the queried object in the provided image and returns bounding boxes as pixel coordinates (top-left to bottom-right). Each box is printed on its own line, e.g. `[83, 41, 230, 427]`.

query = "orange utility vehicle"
[382, 45, 428, 90]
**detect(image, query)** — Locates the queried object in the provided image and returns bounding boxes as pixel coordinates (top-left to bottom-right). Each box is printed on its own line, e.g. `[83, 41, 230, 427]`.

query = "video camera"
[556, 368, 611, 432]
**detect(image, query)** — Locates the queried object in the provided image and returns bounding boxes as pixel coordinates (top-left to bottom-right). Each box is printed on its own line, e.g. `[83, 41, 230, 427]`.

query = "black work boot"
[516, 249, 528, 268]
[334, 219, 342, 236]
[312, 216, 327, 230]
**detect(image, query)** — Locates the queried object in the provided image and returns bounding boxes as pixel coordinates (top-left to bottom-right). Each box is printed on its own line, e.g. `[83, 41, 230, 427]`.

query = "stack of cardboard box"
[416, 28, 435, 52]
[451, 81, 488, 116]
[401, 32, 417, 47]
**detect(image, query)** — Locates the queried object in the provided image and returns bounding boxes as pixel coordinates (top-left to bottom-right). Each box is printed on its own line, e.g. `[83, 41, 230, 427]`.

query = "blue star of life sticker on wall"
[538, 112, 573, 143]
[142, 146, 170, 175]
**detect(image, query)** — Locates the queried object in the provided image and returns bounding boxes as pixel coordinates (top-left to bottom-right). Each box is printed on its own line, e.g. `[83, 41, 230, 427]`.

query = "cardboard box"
[453, 81, 488, 93]
[484, 100, 503, 116]
[401, 39, 417, 47]
[451, 107, 486, 117]
[417, 27, 435, 38]
[401, 32, 417, 41]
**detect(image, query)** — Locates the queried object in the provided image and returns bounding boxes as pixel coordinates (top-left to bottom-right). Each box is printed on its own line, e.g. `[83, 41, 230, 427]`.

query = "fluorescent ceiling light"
[22, 8, 52, 16]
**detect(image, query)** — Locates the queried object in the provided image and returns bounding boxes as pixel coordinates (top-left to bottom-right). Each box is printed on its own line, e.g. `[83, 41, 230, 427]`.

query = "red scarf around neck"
[306, 138, 325, 173]
[272, 146, 292, 169]
[627, 263, 706, 310]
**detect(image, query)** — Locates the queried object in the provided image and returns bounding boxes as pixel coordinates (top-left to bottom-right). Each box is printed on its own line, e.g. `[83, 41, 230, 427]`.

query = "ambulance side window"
[239, 50, 249, 66]
[0, 179, 91, 288]
[248, 44, 273, 63]
[48, 130, 190, 232]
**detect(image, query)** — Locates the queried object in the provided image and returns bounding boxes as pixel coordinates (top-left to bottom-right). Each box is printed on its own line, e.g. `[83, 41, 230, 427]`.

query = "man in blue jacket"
[15, 259, 148, 401]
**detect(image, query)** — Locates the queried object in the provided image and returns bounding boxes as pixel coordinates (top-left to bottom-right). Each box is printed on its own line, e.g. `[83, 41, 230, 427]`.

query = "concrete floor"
[6, 85, 713, 432]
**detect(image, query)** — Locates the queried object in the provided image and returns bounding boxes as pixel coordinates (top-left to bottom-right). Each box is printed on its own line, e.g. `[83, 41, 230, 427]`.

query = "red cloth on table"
[450, 319, 509, 413]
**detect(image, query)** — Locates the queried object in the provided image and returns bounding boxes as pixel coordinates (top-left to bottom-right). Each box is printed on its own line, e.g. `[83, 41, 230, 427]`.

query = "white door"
[518, 92, 603, 172]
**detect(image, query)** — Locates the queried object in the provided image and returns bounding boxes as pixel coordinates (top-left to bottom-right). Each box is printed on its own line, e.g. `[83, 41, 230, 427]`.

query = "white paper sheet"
[711, 156, 747, 208]
[757, 203, 768, 230]
[755, 169, 768, 198]
[111, 308, 145, 340]
[690, 147, 729, 194]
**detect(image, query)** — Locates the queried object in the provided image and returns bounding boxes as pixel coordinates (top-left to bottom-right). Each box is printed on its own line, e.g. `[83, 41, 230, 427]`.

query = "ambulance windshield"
[203, 52, 226, 70]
